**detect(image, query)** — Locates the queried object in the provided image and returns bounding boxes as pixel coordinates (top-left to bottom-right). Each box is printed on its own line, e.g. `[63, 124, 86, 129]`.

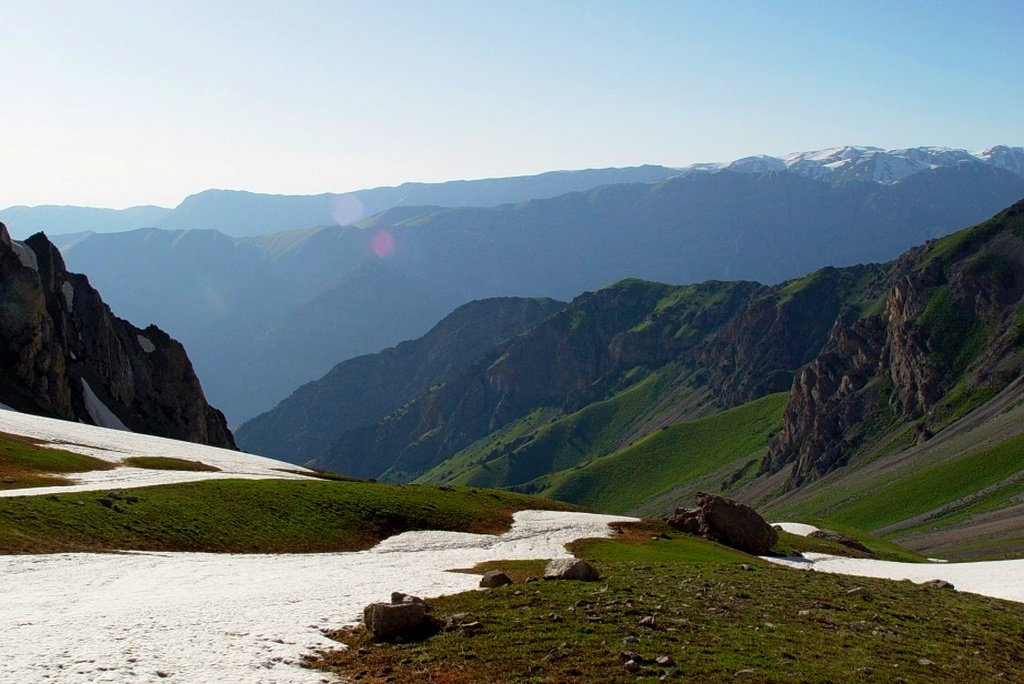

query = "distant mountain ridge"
[0, 223, 235, 448]
[4, 145, 1021, 238]
[54, 162, 1024, 421]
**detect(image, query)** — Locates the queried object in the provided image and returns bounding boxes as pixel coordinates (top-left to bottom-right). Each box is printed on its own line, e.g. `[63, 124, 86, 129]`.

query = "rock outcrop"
[0, 223, 235, 448]
[764, 200, 1024, 487]
[668, 492, 778, 554]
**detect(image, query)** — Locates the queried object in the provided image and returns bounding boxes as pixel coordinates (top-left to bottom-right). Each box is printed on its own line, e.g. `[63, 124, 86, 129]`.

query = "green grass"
[0, 431, 115, 490]
[779, 433, 1024, 533]
[520, 393, 786, 513]
[0, 479, 581, 554]
[122, 456, 221, 472]
[431, 374, 667, 489]
[309, 523, 1024, 683]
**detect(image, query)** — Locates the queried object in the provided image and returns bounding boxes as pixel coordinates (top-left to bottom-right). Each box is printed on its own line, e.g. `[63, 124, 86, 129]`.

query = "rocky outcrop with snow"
[0, 222, 235, 448]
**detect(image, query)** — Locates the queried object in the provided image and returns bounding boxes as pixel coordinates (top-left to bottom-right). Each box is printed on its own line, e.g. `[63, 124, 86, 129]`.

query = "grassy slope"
[0, 479, 580, 554]
[0, 431, 115, 490]
[421, 374, 668, 489]
[311, 522, 1024, 683]
[519, 393, 786, 514]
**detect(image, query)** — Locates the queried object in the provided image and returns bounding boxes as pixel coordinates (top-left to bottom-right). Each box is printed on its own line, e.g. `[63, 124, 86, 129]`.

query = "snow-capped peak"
[682, 145, 1024, 184]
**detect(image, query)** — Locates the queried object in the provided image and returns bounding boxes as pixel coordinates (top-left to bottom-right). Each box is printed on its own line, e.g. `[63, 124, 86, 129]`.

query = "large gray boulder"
[668, 492, 778, 554]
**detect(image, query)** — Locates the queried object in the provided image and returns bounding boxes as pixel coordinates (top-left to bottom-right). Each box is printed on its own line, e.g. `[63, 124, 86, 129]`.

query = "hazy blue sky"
[2, 0, 1021, 208]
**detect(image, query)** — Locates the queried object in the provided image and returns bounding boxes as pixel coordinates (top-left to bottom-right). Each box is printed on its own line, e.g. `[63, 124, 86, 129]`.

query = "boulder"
[363, 593, 428, 638]
[543, 558, 600, 582]
[807, 529, 871, 553]
[479, 570, 513, 588]
[667, 492, 778, 554]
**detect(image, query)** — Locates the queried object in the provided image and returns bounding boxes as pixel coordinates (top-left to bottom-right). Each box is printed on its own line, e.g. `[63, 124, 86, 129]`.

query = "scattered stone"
[797, 609, 812, 617]
[808, 529, 872, 553]
[479, 570, 513, 588]
[72, 500, 85, 506]
[46, 494, 60, 502]
[438, 483, 453, 491]
[1, 477, 15, 484]
[548, 613, 564, 623]
[739, 563, 753, 571]
[543, 558, 600, 582]
[639, 615, 657, 629]
[656, 655, 675, 667]
[624, 659, 641, 673]
[364, 595, 428, 638]
[734, 669, 755, 677]
[460, 621, 484, 633]
[918, 658, 934, 666]
[667, 492, 778, 554]
[846, 586, 870, 598]
[921, 579, 955, 590]
[391, 592, 427, 606]
[857, 667, 874, 675]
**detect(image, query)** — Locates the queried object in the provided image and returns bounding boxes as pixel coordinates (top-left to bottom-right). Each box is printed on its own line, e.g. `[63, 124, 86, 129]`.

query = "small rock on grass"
[624, 660, 641, 673]
[656, 655, 675, 667]
[543, 558, 600, 582]
[479, 570, 513, 588]
[846, 586, 869, 598]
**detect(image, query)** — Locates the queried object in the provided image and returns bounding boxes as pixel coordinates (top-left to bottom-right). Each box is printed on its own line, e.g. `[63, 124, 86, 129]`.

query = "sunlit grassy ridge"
[0, 479, 580, 554]
[519, 393, 786, 513]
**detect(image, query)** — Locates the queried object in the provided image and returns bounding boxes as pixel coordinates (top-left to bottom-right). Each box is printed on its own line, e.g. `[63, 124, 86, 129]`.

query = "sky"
[1, 0, 1021, 209]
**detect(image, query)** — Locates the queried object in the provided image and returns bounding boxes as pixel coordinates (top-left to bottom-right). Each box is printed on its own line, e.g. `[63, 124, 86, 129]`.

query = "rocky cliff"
[0, 223, 235, 448]
[764, 200, 1024, 486]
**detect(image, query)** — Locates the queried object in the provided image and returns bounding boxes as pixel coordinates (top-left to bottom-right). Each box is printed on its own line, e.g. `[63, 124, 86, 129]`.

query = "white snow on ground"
[768, 521, 1024, 602]
[0, 510, 632, 684]
[772, 522, 820, 536]
[0, 410, 315, 497]
[80, 379, 130, 432]
[763, 553, 1024, 604]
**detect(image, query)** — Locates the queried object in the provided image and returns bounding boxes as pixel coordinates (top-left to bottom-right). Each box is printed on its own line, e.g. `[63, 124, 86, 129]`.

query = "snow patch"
[0, 510, 632, 683]
[0, 410, 316, 496]
[61, 281, 75, 310]
[11, 239, 38, 270]
[763, 552, 1024, 604]
[772, 522, 820, 537]
[137, 334, 156, 353]
[80, 378, 130, 432]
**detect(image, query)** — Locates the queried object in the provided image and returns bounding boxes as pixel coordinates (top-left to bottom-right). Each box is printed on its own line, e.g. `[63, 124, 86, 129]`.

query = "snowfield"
[0, 410, 316, 497]
[766, 522, 1024, 603]
[0, 412, 632, 682]
[0, 510, 632, 683]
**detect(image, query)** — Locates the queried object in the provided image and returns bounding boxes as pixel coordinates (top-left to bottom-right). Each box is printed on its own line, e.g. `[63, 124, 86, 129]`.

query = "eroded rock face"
[668, 492, 778, 555]
[0, 223, 235, 448]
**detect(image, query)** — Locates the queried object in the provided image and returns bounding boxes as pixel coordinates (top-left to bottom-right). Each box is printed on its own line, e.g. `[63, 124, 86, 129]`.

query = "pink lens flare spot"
[370, 230, 396, 258]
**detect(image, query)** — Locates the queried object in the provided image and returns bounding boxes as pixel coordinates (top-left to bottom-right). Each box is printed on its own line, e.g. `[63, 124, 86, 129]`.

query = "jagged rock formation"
[667, 491, 778, 555]
[764, 200, 1024, 487]
[0, 223, 235, 448]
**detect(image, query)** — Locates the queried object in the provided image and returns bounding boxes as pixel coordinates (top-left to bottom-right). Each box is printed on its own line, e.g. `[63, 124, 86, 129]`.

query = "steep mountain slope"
[235, 297, 565, 463]
[310, 268, 887, 479]
[0, 223, 235, 448]
[277, 202, 1024, 558]
[56, 163, 1024, 421]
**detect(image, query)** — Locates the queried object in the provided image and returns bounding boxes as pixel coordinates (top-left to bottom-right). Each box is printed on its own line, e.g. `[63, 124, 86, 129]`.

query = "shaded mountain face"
[234, 296, 566, 464]
[55, 164, 1024, 422]
[0, 223, 235, 448]
[763, 199, 1024, 487]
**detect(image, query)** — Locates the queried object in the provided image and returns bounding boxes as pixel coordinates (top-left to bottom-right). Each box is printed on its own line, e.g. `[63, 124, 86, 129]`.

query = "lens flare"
[331, 194, 365, 226]
[370, 230, 396, 258]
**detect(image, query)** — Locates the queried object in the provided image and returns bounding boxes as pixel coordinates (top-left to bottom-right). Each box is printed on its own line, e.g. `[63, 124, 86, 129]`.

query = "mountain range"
[51, 155, 1024, 422]
[240, 200, 1024, 559]
[4, 146, 1022, 240]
